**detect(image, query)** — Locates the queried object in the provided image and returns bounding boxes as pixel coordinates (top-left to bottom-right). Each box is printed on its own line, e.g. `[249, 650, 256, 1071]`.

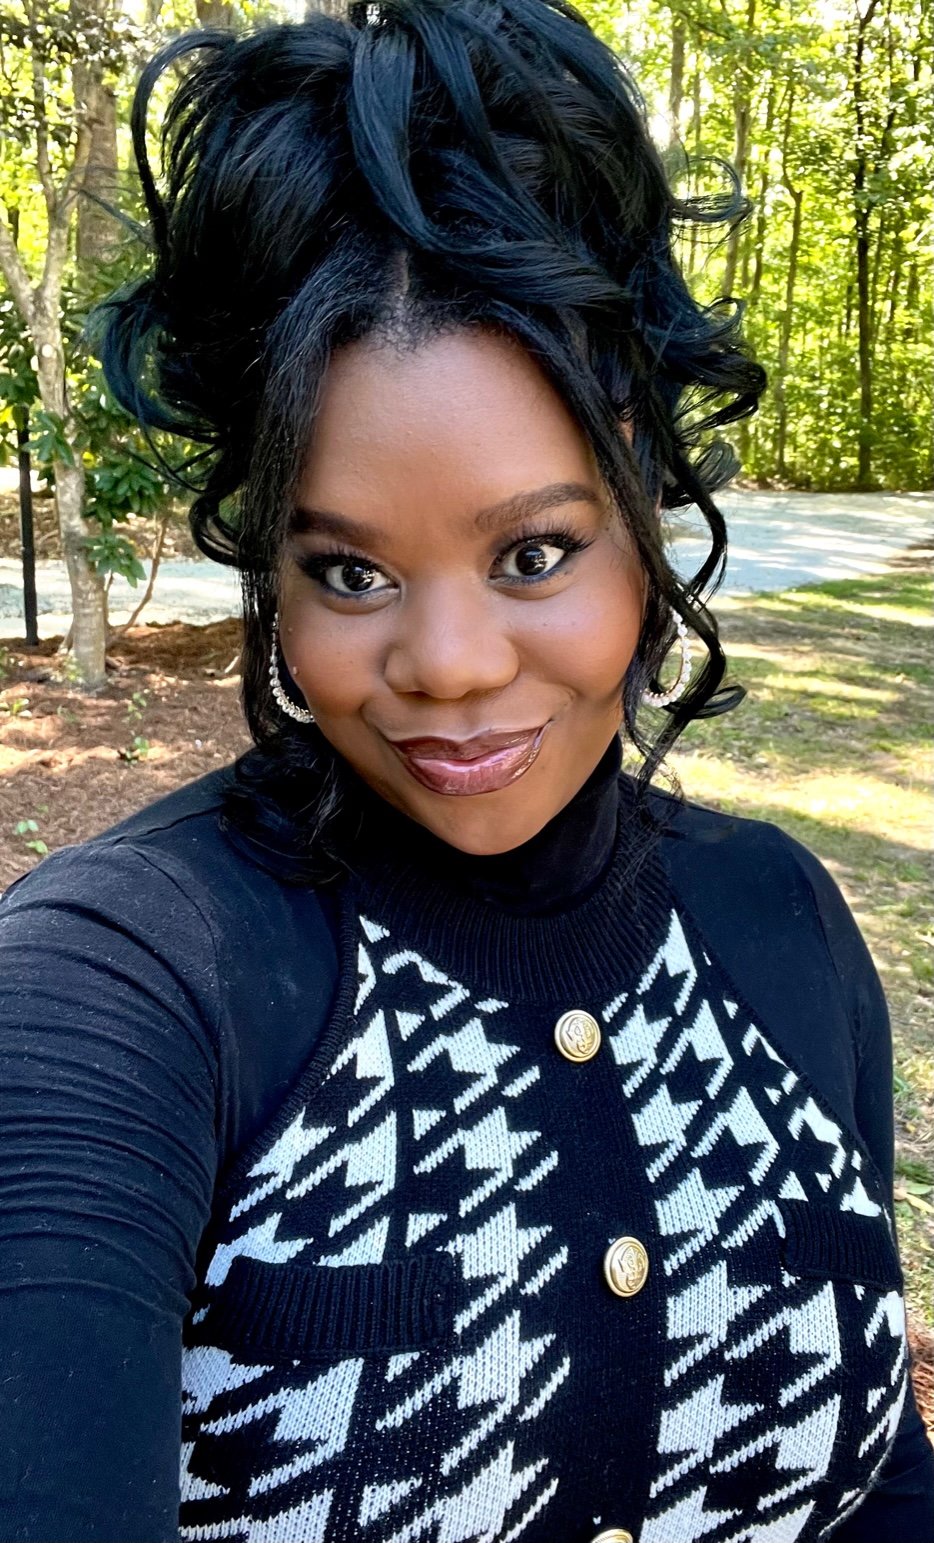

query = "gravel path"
[1, 489, 930, 640]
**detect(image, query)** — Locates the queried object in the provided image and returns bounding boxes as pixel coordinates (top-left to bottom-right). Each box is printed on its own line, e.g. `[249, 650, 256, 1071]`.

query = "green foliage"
[28, 406, 74, 466]
[12, 817, 48, 856]
[120, 690, 151, 761]
[578, 0, 933, 491]
[83, 528, 146, 585]
[0, 296, 36, 430]
[0, 0, 143, 188]
[0, 268, 187, 584]
[118, 734, 151, 763]
[2, 0, 930, 506]
[76, 362, 175, 526]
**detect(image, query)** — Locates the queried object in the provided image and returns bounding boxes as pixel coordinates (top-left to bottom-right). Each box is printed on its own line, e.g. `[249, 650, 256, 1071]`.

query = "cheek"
[525, 560, 643, 693]
[279, 596, 378, 714]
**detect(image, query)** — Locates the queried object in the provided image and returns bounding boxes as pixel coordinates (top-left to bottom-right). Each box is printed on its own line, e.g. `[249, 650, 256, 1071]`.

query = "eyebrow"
[289, 481, 603, 543]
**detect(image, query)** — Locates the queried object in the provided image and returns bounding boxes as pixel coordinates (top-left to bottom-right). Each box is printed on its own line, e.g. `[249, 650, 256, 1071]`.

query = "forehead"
[297, 329, 601, 508]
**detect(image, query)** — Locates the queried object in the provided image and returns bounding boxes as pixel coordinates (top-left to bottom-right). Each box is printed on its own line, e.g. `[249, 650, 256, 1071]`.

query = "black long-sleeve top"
[0, 735, 931, 1542]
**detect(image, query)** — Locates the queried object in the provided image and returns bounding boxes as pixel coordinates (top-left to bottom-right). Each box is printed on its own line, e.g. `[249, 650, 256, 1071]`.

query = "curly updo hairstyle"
[97, 0, 766, 877]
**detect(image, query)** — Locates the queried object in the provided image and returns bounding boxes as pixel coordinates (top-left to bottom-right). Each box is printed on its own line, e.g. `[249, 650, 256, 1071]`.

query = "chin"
[417, 798, 551, 856]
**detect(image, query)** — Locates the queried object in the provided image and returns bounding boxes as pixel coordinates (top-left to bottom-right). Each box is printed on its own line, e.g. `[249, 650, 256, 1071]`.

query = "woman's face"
[277, 328, 646, 855]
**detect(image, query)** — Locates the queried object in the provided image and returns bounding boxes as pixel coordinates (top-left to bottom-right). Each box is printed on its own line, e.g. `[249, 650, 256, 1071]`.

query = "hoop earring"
[269, 611, 316, 724]
[641, 611, 692, 708]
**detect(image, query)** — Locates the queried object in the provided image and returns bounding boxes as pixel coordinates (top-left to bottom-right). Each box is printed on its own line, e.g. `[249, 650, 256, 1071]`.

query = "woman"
[1, 1, 931, 1540]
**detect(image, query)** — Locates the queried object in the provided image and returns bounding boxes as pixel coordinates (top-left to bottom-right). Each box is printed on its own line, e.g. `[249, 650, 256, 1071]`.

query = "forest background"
[1, 0, 933, 1425]
[0, 0, 931, 685]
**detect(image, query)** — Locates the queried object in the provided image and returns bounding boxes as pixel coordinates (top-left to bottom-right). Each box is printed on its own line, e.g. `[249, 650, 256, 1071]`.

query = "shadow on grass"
[680, 572, 934, 782]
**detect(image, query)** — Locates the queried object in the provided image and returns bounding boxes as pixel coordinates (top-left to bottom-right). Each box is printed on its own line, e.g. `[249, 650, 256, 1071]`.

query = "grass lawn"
[649, 564, 933, 1341]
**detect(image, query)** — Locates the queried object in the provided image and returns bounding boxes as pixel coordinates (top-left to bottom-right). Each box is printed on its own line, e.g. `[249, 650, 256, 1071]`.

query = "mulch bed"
[912, 1323, 934, 1436]
[0, 619, 249, 890]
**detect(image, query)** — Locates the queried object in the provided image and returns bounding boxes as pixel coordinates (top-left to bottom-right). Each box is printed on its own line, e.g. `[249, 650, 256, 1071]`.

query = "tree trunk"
[748, 81, 777, 305]
[775, 187, 803, 479]
[855, 202, 873, 487]
[687, 53, 703, 278]
[55, 456, 107, 683]
[668, 14, 686, 147]
[852, 0, 882, 490]
[195, 0, 238, 26]
[868, 209, 887, 354]
[76, 80, 119, 264]
[16, 411, 39, 647]
[722, 0, 756, 298]
[34, 306, 108, 686]
[775, 80, 802, 481]
[883, 229, 903, 350]
[0, 0, 108, 685]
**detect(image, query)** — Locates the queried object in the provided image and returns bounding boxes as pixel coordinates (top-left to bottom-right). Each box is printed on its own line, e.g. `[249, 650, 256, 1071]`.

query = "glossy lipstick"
[389, 725, 547, 796]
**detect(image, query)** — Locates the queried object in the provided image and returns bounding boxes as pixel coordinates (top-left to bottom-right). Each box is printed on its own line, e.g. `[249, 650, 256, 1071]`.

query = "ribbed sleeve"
[0, 845, 222, 1542]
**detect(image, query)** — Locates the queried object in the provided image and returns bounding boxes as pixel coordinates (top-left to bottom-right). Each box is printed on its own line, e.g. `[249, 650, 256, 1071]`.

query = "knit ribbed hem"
[778, 1198, 903, 1291]
[210, 1253, 456, 1360]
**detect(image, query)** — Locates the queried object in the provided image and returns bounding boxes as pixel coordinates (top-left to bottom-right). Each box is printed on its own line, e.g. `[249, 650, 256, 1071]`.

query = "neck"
[222, 731, 673, 1001]
[331, 732, 670, 1003]
[343, 733, 624, 917]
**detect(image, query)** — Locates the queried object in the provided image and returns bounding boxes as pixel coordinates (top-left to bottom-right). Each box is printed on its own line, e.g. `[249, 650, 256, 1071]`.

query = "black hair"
[96, 0, 766, 879]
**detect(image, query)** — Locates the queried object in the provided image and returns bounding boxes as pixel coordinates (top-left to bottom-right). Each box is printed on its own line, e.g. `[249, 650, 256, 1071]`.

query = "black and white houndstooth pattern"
[178, 905, 908, 1543]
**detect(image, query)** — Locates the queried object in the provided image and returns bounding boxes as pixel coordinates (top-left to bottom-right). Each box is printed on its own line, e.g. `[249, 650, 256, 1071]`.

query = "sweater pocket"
[204, 1251, 457, 1364]
[777, 1197, 904, 1290]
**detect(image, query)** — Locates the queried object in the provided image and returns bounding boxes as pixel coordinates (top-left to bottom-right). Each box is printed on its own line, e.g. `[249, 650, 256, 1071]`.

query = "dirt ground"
[1, 608, 932, 1439]
[0, 618, 247, 880]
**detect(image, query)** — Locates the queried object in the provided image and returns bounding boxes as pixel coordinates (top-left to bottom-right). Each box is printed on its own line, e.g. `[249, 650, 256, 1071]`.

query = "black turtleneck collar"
[341, 732, 623, 918]
[222, 730, 674, 1002]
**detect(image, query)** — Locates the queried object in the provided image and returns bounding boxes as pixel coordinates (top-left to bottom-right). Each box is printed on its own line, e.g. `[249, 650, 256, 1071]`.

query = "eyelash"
[295, 524, 595, 597]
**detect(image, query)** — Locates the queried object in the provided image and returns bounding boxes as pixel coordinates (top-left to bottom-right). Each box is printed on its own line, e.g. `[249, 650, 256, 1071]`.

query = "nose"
[383, 578, 520, 700]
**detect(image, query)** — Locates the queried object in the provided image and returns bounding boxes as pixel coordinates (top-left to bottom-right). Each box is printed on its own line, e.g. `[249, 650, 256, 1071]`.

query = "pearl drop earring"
[268, 611, 316, 724]
[641, 611, 693, 708]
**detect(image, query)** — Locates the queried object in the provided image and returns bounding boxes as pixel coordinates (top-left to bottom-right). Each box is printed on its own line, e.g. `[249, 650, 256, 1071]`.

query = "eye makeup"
[292, 522, 596, 598]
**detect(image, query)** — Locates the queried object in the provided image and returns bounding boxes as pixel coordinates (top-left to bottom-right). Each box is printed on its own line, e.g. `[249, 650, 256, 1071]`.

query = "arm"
[789, 842, 934, 1543]
[0, 844, 221, 1542]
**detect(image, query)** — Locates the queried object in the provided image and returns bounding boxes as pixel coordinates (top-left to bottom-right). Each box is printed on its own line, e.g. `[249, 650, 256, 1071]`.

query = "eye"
[324, 559, 391, 596]
[297, 551, 394, 596]
[497, 533, 588, 583]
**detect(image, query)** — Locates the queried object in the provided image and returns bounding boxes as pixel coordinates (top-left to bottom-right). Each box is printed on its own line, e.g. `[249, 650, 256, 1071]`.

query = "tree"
[581, 0, 933, 491]
[0, 0, 134, 684]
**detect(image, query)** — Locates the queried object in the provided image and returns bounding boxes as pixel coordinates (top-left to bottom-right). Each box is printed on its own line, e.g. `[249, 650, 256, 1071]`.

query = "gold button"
[591, 1530, 634, 1543]
[554, 1009, 601, 1062]
[603, 1236, 649, 1298]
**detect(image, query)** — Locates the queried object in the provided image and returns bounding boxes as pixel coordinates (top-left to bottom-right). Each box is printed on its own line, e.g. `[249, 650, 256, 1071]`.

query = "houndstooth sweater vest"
[177, 809, 909, 1543]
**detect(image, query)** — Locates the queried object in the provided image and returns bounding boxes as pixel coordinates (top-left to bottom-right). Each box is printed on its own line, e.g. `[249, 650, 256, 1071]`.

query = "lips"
[390, 728, 543, 762]
[387, 725, 548, 796]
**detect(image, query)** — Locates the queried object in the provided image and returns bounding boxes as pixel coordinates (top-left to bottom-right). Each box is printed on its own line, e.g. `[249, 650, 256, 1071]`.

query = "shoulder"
[646, 783, 861, 946]
[0, 772, 243, 1066]
[641, 783, 884, 1049]
[1, 765, 233, 933]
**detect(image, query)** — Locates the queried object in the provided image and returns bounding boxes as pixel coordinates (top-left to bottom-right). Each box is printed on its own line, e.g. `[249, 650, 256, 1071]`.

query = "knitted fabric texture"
[178, 896, 908, 1543]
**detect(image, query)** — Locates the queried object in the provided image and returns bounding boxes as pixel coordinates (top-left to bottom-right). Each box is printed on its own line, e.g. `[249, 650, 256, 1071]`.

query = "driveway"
[1, 489, 931, 640]
[671, 489, 933, 594]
